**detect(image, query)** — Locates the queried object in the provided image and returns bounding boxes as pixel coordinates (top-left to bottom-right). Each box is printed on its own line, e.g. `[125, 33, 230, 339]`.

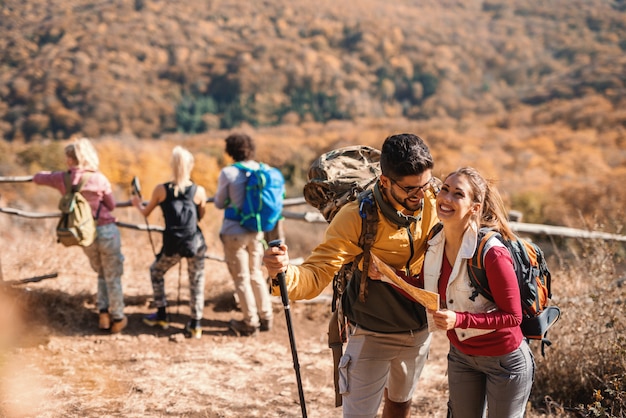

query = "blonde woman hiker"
[33, 137, 127, 333]
[131, 146, 207, 339]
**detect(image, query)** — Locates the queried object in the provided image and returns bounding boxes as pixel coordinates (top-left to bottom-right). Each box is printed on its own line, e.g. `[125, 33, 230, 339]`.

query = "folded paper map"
[370, 252, 440, 311]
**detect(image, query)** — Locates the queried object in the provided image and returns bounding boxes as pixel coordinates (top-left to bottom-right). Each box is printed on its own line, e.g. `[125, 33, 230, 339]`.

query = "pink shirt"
[33, 168, 117, 226]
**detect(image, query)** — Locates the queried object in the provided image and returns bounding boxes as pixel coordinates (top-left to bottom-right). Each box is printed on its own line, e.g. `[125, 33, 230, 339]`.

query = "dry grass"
[530, 239, 626, 417]
[1, 182, 625, 417]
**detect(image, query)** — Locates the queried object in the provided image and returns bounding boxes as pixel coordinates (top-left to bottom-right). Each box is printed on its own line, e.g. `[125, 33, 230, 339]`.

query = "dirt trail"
[0, 225, 450, 417]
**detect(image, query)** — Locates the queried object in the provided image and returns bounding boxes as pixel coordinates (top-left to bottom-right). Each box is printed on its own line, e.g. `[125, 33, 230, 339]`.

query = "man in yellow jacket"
[263, 133, 440, 418]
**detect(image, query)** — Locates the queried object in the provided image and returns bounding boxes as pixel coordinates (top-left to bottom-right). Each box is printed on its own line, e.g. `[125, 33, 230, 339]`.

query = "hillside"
[1, 2, 626, 416]
[1, 0, 625, 140]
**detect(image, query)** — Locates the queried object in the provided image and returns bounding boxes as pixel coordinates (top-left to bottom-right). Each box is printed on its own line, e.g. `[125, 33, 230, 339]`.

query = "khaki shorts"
[340, 324, 431, 418]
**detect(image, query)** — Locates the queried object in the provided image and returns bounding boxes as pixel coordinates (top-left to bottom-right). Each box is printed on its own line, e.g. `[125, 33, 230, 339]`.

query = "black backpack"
[160, 182, 204, 258]
[470, 228, 561, 356]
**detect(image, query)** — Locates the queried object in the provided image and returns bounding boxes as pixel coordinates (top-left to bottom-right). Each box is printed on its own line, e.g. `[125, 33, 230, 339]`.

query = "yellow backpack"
[56, 172, 97, 247]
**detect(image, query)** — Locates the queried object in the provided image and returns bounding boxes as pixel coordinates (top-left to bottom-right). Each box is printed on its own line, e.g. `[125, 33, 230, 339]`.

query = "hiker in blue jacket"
[131, 146, 207, 339]
[214, 133, 275, 337]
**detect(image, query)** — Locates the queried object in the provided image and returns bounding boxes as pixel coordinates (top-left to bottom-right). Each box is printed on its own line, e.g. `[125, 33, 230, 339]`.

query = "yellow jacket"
[279, 183, 439, 322]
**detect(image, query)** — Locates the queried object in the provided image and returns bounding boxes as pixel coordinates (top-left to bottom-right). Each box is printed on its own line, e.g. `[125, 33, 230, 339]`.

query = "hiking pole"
[131, 176, 157, 256]
[268, 239, 307, 418]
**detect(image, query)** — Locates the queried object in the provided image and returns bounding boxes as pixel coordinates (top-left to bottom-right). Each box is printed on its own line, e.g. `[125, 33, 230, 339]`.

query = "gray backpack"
[303, 145, 381, 222]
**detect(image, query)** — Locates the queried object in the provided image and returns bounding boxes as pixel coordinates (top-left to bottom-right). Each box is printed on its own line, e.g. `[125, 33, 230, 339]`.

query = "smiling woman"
[424, 166, 533, 418]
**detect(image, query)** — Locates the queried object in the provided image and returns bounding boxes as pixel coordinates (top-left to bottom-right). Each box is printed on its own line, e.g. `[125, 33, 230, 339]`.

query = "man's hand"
[263, 243, 289, 278]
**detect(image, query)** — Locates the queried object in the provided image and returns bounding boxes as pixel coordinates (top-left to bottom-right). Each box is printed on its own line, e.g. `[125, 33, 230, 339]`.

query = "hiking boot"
[229, 319, 259, 337]
[110, 315, 128, 334]
[98, 312, 111, 330]
[260, 318, 273, 332]
[143, 312, 170, 330]
[184, 322, 202, 339]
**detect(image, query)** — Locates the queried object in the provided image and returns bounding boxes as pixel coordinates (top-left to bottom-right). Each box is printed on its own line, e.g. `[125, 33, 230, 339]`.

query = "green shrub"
[283, 87, 346, 122]
[414, 72, 439, 100]
[175, 95, 218, 133]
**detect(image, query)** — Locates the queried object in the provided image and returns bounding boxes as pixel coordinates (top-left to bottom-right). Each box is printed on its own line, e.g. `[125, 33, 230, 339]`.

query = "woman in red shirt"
[424, 167, 534, 418]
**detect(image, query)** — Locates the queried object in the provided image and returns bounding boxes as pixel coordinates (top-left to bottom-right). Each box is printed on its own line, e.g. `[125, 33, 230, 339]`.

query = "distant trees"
[1, 0, 625, 140]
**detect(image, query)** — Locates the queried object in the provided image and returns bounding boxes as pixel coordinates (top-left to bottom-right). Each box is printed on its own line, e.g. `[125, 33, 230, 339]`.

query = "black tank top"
[159, 182, 203, 257]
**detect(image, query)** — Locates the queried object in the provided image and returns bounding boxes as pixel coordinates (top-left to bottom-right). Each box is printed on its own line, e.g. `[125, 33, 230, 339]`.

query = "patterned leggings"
[149, 243, 206, 320]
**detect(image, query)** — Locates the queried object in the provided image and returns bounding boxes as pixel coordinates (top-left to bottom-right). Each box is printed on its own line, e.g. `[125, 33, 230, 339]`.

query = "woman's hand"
[263, 243, 290, 278]
[130, 194, 142, 209]
[429, 309, 457, 331]
[367, 260, 383, 281]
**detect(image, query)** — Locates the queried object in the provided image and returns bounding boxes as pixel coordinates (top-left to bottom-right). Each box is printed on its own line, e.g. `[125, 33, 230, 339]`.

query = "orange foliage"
[2, 116, 626, 231]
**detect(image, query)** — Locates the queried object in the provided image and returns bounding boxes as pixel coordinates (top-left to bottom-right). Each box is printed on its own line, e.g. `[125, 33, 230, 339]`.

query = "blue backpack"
[224, 162, 285, 232]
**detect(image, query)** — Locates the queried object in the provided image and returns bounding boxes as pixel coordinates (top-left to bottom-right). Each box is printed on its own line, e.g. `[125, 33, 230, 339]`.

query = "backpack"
[160, 182, 205, 258]
[224, 162, 285, 232]
[429, 221, 561, 356]
[303, 145, 381, 407]
[56, 172, 98, 247]
[470, 228, 561, 355]
[303, 145, 381, 222]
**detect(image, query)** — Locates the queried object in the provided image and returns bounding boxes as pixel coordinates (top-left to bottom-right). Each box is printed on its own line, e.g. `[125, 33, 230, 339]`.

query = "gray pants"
[447, 341, 535, 418]
[149, 243, 206, 320]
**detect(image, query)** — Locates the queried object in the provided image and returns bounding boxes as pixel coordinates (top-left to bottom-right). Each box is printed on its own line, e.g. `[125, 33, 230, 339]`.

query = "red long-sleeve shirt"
[439, 245, 524, 356]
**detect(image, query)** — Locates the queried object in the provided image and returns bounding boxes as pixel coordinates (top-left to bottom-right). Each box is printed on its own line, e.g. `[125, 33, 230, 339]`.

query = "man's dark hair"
[225, 133, 256, 162]
[380, 133, 434, 178]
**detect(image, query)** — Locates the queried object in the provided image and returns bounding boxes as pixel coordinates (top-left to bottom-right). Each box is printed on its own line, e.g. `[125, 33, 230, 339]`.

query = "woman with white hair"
[33, 137, 127, 333]
[131, 146, 207, 339]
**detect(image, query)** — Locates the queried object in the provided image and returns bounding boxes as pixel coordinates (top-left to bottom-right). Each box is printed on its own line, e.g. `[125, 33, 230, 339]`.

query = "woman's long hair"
[65, 138, 100, 171]
[448, 166, 515, 241]
[170, 146, 194, 196]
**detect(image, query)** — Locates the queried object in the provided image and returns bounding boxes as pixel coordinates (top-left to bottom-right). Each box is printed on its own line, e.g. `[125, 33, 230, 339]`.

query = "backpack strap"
[226, 162, 254, 218]
[357, 189, 379, 303]
[427, 221, 444, 241]
[63, 171, 92, 193]
[233, 161, 262, 175]
[63, 171, 72, 193]
[467, 228, 501, 302]
[63, 172, 101, 219]
[328, 189, 378, 326]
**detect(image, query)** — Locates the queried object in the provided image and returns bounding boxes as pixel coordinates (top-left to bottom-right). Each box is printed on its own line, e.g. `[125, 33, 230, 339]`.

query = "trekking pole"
[268, 239, 307, 418]
[131, 176, 157, 256]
